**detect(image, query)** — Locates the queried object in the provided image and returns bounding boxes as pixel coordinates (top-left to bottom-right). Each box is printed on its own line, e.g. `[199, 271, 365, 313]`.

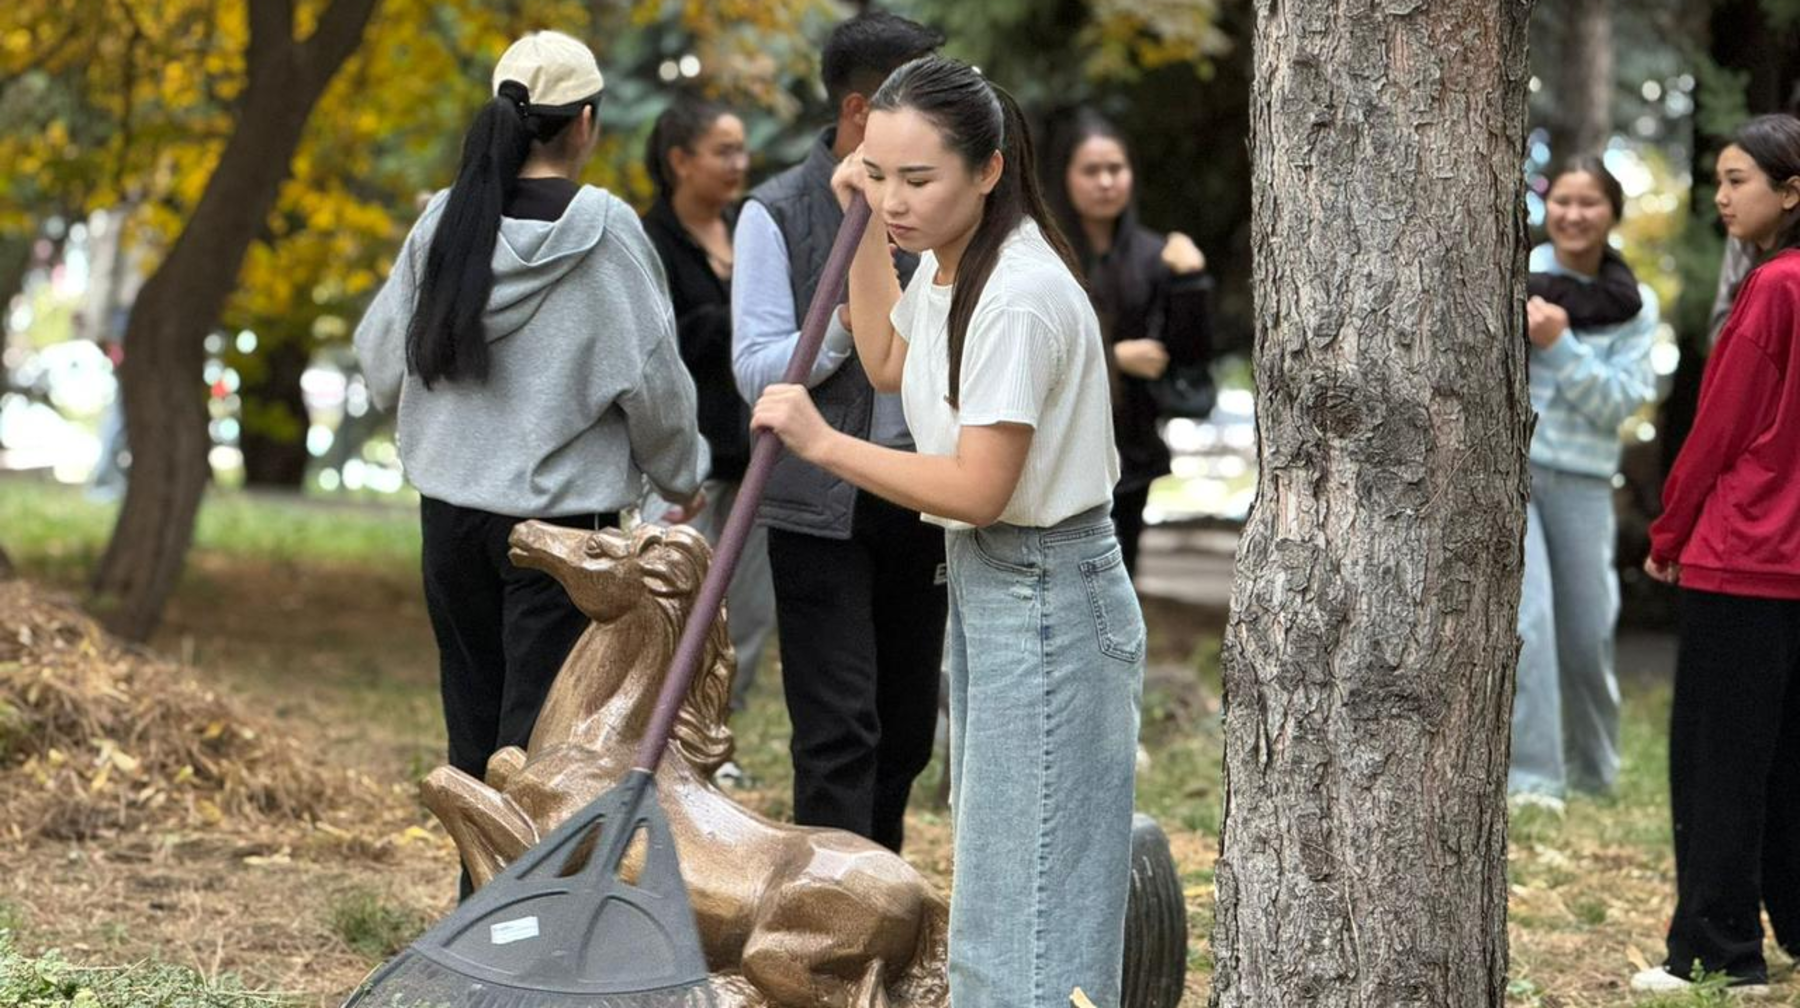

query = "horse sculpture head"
[507, 521, 735, 775]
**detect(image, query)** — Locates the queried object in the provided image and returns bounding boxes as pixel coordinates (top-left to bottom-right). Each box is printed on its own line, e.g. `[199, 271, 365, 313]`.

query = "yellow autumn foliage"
[2, 0, 826, 352]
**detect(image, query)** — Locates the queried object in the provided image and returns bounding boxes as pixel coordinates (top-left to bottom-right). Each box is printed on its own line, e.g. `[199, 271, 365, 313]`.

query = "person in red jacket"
[1631, 114, 1800, 996]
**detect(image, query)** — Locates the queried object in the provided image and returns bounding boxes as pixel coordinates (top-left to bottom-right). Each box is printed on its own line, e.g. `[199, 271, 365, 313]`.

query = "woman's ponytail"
[406, 80, 589, 388]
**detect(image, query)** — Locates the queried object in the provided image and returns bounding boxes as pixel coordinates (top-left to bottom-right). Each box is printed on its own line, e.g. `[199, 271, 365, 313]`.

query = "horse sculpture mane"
[620, 523, 735, 776]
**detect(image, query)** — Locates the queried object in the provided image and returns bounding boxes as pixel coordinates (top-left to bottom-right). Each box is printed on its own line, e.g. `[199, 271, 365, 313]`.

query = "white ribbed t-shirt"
[891, 219, 1120, 530]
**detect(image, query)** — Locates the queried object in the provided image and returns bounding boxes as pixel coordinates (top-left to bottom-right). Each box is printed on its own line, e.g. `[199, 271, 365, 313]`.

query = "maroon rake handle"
[632, 192, 873, 772]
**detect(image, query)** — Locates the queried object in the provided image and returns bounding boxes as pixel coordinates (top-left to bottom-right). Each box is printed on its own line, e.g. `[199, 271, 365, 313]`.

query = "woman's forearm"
[813, 425, 1029, 527]
[847, 220, 907, 392]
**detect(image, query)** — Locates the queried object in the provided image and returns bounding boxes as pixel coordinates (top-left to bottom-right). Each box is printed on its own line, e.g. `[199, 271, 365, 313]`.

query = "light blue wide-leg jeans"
[943, 505, 1144, 1008]
[1510, 463, 1622, 797]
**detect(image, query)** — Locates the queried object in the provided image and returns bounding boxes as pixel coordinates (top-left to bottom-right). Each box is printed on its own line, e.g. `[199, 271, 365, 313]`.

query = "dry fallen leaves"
[0, 581, 395, 845]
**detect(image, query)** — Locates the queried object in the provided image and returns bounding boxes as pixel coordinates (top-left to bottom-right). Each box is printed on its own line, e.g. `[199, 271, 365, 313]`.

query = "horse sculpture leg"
[419, 766, 538, 889]
[485, 746, 527, 791]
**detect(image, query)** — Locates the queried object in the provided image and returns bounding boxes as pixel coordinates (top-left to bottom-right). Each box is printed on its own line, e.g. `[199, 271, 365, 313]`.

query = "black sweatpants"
[767, 490, 948, 852]
[1665, 588, 1800, 984]
[419, 497, 617, 783]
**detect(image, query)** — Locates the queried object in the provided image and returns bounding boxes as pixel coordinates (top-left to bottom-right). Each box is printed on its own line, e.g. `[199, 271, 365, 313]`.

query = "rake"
[342, 193, 875, 1008]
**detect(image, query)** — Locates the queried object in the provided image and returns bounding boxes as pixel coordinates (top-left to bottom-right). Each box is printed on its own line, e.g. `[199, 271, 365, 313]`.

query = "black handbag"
[1147, 272, 1217, 419]
[1148, 363, 1216, 419]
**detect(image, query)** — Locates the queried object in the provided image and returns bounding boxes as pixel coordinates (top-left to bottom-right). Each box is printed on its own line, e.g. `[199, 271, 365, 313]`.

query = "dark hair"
[405, 81, 598, 388]
[644, 91, 732, 201]
[821, 11, 944, 111]
[870, 56, 1082, 408]
[1040, 107, 1133, 263]
[1731, 114, 1800, 252]
[1547, 155, 1625, 222]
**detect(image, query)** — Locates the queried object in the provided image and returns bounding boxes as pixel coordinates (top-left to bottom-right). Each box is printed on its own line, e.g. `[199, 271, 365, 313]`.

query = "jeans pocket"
[1080, 546, 1145, 664]
[969, 527, 1040, 578]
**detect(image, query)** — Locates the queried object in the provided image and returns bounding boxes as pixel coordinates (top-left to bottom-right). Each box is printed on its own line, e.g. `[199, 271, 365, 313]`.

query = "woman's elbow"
[958, 493, 1012, 529]
[868, 371, 903, 394]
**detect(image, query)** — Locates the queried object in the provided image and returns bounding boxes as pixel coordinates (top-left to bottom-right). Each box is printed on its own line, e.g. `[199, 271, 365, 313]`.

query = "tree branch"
[248, 0, 296, 73]
[298, 0, 382, 88]
[0, 12, 90, 91]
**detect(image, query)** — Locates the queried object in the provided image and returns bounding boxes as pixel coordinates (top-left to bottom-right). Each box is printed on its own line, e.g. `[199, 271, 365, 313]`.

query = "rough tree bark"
[1210, 1, 1534, 1006]
[91, 0, 379, 640]
[1547, 0, 1613, 160]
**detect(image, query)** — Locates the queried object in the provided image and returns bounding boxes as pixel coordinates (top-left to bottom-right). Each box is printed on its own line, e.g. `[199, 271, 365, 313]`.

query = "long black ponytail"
[869, 57, 1081, 408]
[405, 80, 588, 388]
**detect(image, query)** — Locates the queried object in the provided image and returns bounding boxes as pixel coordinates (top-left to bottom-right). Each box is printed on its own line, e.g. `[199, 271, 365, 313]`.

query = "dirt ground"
[2, 553, 1796, 1007]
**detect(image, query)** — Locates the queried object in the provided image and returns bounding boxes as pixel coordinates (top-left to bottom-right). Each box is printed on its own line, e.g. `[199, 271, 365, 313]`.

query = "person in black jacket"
[640, 92, 775, 719]
[1042, 108, 1212, 576]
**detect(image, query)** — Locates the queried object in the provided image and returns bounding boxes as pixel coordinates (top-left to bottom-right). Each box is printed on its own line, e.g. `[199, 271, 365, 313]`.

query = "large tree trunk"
[1210, 1, 1534, 1005]
[1547, 0, 1613, 160]
[90, 0, 379, 641]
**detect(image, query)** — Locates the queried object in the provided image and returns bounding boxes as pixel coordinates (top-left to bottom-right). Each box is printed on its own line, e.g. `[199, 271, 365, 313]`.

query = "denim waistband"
[952, 503, 1117, 564]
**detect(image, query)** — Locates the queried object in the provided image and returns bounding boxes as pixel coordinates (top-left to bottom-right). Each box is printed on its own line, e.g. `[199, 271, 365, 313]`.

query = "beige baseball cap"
[492, 31, 605, 110]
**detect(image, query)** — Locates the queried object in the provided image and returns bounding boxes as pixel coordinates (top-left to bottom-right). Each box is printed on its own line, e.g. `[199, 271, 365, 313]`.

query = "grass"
[0, 473, 420, 583]
[326, 890, 428, 962]
[4, 480, 1800, 1005]
[0, 931, 291, 1007]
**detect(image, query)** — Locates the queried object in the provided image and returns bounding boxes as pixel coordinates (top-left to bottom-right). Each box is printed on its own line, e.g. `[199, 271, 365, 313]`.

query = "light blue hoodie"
[355, 186, 703, 516]
[1527, 242, 1659, 479]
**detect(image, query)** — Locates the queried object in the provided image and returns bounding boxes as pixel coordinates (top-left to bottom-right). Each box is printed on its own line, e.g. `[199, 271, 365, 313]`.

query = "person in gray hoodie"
[353, 31, 703, 872]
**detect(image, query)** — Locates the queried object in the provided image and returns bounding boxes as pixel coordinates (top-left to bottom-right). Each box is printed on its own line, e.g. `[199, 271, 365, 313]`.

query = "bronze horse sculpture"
[418, 521, 950, 1008]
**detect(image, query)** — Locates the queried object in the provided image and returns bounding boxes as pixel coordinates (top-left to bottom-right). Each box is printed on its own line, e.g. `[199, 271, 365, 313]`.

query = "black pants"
[767, 490, 947, 852]
[1665, 588, 1800, 983]
[419, 497, 617, 782]
[1113, 483, 1151, 578]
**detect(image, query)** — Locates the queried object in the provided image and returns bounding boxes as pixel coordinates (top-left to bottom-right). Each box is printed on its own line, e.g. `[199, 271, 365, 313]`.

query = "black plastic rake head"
[342, 771, 712, 1008]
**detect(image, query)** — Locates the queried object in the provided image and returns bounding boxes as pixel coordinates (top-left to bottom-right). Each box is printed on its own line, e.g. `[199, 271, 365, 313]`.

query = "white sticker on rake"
[490, 917, 541, 945]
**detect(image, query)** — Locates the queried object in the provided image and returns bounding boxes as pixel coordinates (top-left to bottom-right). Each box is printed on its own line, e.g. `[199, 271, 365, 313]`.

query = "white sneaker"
[1629, 966, 1770, 998]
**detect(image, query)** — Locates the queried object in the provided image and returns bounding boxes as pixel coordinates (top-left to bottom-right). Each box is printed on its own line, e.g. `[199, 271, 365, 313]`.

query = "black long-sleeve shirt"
[1084, 215, 1214, 493]
[642, 198, 748, 482]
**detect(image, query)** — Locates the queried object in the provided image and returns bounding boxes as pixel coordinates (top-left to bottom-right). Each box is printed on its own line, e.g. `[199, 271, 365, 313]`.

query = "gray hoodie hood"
[485, 186, 613, 340]
[409, 186, 617, 342]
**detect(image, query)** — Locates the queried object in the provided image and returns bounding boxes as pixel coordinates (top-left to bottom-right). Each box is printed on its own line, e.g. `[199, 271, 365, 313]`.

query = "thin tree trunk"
[0, 544, 15, 581]
[1210, 0, 1534, 1005]
[239, 337, 313, 488]
[1660, 1, 1800, 472]
[90, 0, 380, 641]
[0, 231, 33, 317]
[1548, 0, 1613, 160]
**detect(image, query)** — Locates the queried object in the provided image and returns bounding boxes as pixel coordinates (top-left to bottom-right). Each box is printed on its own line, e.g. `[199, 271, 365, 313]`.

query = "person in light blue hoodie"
[353, 32, 703, 888]
[1510, 157, 1659, 806]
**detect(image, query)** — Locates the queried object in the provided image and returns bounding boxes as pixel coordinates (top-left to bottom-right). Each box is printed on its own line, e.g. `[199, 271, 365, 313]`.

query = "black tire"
[1122, 812, 1188, 1008]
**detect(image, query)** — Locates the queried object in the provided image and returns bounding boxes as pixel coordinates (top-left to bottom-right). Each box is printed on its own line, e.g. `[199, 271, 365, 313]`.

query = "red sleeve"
[1649, 274, 1788, 563]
